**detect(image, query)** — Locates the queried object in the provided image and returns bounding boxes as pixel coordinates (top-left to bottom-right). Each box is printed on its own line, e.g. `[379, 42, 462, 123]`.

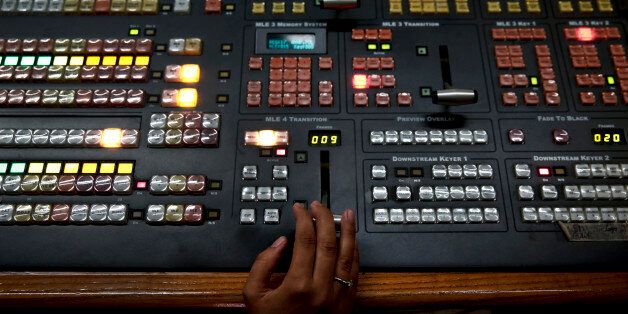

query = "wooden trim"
[1, 272, 628, 308]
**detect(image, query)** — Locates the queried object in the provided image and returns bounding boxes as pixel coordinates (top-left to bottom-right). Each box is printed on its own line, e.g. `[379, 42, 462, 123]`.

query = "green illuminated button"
[129, 28, 140, 36]
[416, 46, 428, 56]
[420, 87, 432, 97]
[10, 162, 26, 174]
[530, 76, 539, 86]
[380, 43, 391, 51]
[36, 56, 52, 66]
[4, 56, 19, 66]
[607, 75, 616, 85]
[367, 43, 378, 51]
[0, 162, 8, 174]
[20, 56, 36, 66]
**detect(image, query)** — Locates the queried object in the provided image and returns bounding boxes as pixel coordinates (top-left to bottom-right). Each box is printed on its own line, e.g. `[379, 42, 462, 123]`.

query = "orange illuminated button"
[101, 128, 123, 148]
[176, 88, 198, 108]
[180, 64, 200, 83]
[579, 92, 596, 106]
[205, 0, 222, 14]
[244, 130, 289, 147]
[352, 74, 368, 89]
[353, 92, 368, 107]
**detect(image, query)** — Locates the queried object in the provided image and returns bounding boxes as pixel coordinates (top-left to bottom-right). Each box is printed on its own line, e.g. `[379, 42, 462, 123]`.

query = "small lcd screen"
[267, 33, 316, 51]
[591, 128, 626, 145]
[308, 131, 341, 146]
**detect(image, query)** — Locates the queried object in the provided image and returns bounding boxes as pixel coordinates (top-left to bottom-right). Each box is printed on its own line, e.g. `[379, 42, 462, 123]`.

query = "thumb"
[245, 236, 288, 294]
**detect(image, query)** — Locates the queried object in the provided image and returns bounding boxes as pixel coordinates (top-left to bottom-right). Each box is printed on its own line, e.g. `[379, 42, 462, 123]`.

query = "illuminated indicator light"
[69, 56, 84, 66]
[259, 130, 279, 147]
[176, 88, 198, 108]
[576, 27, 595, 42]
[36, 56, 52, 66]
[537, 167, 551, 177]
[129, 28, 140, 36]
[245, 130, 290, 147]
[380, 43, 391, 51]
[553, 167, 567, 176]
[117, 163, 134, 174]
[28, 162, 45, 174]
[4, 56, 19, 66]
[530, 76, 539, 86]
[607, 76, 616, 85]
[102, 56, 117, 66]
[352, 74, 369, 89]
[275, 148, 287, 156]
[135, 56, 150, 66]
[100, 128, 123, 148]
[118, 56, 134, 66]
[63, 163, 80, 174]
[180, 64, 201, 83]
[0, 162, 7, 173]
[53, 56, 68, 66]
[10, 162, 26, 174]
[86, 56, 101, 66]
[20, 56, 36, 66]
[367, 43, 378, 51]
[45, 163, 62, 174]
[99, 163, 116, 174]
[81, 163, 98, 174]
[136, 181, 147, 189]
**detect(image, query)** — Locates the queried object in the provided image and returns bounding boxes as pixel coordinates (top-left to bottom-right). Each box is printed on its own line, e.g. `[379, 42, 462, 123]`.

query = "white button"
[373, 208, 389, 223]
[372, 186, 388, 201]
[146, 205, 166, 222]
[435, 186, 449, 200]
[481, 185, 497, 200]
[444, 130, 458, 144]
[414, 130, 428, 144]
[538, 207, 554, 221]
[473, 130, 488, 144]
[522, 207, 538, 222]
[436, 208, 452, 223]
[453, 208, 468, 223]
[600, 207, 617, 222]
[449, 186, 465, 200]
[242, 165, 258, 180]
[478, 164, 493, 178]
[468, 208, 483, 223]
[371, 165, 387, 179]
[447, 164, 462, 178]
[611, 185, 627, 200]
[429, 130, 443, 144]
[432, 165, 447, 179]
[585, 207, 601, 222]
[405, 208, 420, 223]
[514, 163, 531, 178]
[465, 186, 480, 200]
[421, 208, 436, 223]
[617, 208, 628, 222]
[564, 185, 581, 200]
[621, 164, 628, 177]
[0, 204, 15, 222]
[569, 207, 585, 222]
[399, 130, 414, 144]
[554, 207, 570, 222]
[574, 164, 591, 178]
[595, 185, 612, 200]
[257, 187, 272, 201]
[173, 0, 191, 14]
[458, 130, 473, 144]
[273, 165, 288, 180]
[272, 187, 288, 201]
[463, 164, 478, 178]
[590, 164, 606, 178]
[518, 185, 535, 200]
[240, 209, 256, 224]
[370, 131, 384, 144]
[390, 208, 405, 223]
[264, 208, 280, 224]
[385, 130, 399, 144]
[580, 185, 596, 200]
[541, 185, 558, 200]
[395, 186, 412, 201]
[241, 186, 257, 201]
[419, 186, 434, 201]
[606, 164, 622, 178]
[484, 207, 500, 222]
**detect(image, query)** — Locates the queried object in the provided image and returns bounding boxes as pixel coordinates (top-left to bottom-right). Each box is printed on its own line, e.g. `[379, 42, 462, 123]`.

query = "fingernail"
[311, 200, 321, 207]
[293, 202, 304, 209]
[271, 236, 287, 248]
[345, 209, 355, 224]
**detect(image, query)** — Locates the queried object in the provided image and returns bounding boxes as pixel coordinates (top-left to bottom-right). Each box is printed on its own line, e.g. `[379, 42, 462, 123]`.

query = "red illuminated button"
[602, 92, 618, 106]
[492, 28, 506, 40]
[378, 29, 393, 41]
[247, 81, 262, 93]
[375, 92, 390, 107]
[502, 92, 518, 106]
[610, 44, 626, 56]
[297, 93, 311, 107]
[269, 81, 283, 93]
[297, 69, 311, 81]
[275, 148, 287, 157]
[576, 27, 595, 42]
[365, 29, 379, 41]
[283, 81, 297, 93]
[283, 69, 297, 80]
[297, 57, 311, 69]
[319, 93, 333, 107]
[590, 74, 605, 86]
[514, 74, 528, 87]
[499, 74, 514, 87]
[367, 74, 382, 88]
[249, 57, 263, 70]
[545, 92, 561, 106]
[298, 81, 311, 93]
[576, 74, 592, 87]
[318, 57, 333, 70]
[352, 57, 366, 70]
[382, 75, 396, 88]
[397, 93, 412, 107]
[247, 93, 261, 107]
[508, 129, 525, 144]
[284, 57, 298, 69]
[351, 29, 365, 41]
[540, 68, 555, 80]
[269, 69, 282, 80]
[352, 74, 368, 89]
[282, 93, 297, 107]
[579, 92, 596, 106]
[537, 167, 551, 177]
[318, 81, 333, 93]
[136, 181, 147, 189]
[270, 57, 284, 69]
[268, 93, 282, 107]
[552, 129, 570, 145]
[523, 92, 540, 106]
[353, 92, 368, 107]
[205, 0, 222, 13]
[543, 80, 558, 92]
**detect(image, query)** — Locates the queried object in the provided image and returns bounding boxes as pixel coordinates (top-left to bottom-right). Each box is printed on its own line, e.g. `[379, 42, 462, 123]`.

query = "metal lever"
[321, 0, 359, 9]
[432, 88, 478, 106]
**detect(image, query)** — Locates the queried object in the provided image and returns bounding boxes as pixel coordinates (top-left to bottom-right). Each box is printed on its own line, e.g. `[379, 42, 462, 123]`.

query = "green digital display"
[267, 33, 316, 51]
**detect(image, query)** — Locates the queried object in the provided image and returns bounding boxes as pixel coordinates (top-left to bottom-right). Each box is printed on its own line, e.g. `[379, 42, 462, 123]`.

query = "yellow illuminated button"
[180, 64, 201, 83]
[68, 56, 84, 66]
[86, 56, 101, 66]
[525, 0, 541, 13]
[456, 1, 470, 14]
[578, 1, 594, 12]
[367, 43, 378, 51]
[252, 2, 265, 14]
[101, 128, 123, 148]
[102, 56, 117, 66]
[436, 1, 450, 14]
[272, 2, 286, 14]
[129, 28, 140, 36]
[607, 76, 616, 85]
[64, 163, 80, 174]
[487, 1, 502, 13]
[119, 56, 134, 66]
[45, 163, 62, 174]
[176, 88, 198, 108]
[53, 56, 68, 66]
[390, 0, 404, 14]
[28, 162, 45, 174]
[381, 43, 392, 51]
[422, 1, 436, 13]
[117, 163, 134, 174]
[82, 163, 98, 174]
[597, 0, 613, 12]
[408, 1, 421, 14]
[559, 1, 574, 13]
[530, 76, 539, 86]
[292, 2, 305, 13]
[507, 1, 522, 13]
[100, 163, 116, 174]
[135, 56, 150, 66]
[142, 0, 159, 13]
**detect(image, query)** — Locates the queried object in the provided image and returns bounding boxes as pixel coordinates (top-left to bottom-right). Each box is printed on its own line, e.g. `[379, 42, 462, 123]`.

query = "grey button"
[468, 208, 483, 223]
[541, 185, 558, 200]
[371, 165, 387, 179]
[32, 129, 50, 145]
[617, 208, 628, 222]
[444, 130, 458, 144]
[432, 165, 447, 179]
[3, 175, 22, 193]
[590, 164, 606, 178]
[20, 174, 40, 193]
[595, 185, 612, 200]
[585, 207, 601, 222]
[49, 129, 67, 145]
[113, 175, 132, 194]
[1, 0, 17, 12]
[39, 175, 58, 193]
[70, 204, 89, 223]
[569, 207, 585, 222]
[421, 208, 436, 223]
[14, 204, 33, 222]
[149, 175, 169, 194]
[463, 164, 478, 178]
[372, 186, 388, 201]
[150, 113, 167, 129]
[473, 130, 488, 144]
[405, 208, 420, 223]
[447, 164, 462, 179]
[564, 185, 581, 200]
[14, 129, 33, 145]
[67, 129, 85, 145]
[395, 186, 412, 201]
[165, 129, 183, 146]
[600, 207, 617, 222]
[202, 113, 221, 129]
[389, 208, 405, 223]
[574, 164, 591, 178]
[33, 0, 47, 12]
[0, 129, 15, 145]
[436, 208, 452, 223]
[147, 129, 166, 146]
[0, 204, 15, 222]
[146, 205, 166, 223]
[450, 186, 465, 200]
[478, 164, 493, 178]
[429, 130, 443, 144]
[272, 187, 288, 201]
[419, 186, 434, 201]
[465, 186, 480, 200]
[538, 207, 554, 222]
[48, 0, 63, 12]
[264, 208, 280, 224]
[552, 129, 570, 145]
[241, 186, 256, 201]
[414, 130, 428, 144]
[514, 164, 531, 179]
[373, 208, 389, 224]
[173, 0, 191, 13]
[108, 204, 127, 223]
[370, 131, 384, 144]
[484, 207, 499, 222]
[452, 208, 468, 223]
[242, 165, 258, 180]
[399, 130, 414, 144]
[273, 165, 288, 180]
[611, 185, 627, 200]
[240, 208, 256, 224]
[385, 130, 399, 144]
[165, 205, 184, 222]
[121, 129, 139, 147]
[168, 38, 186, 55]
[94, 175, 113, 194]
[257, 186, 272, 201]
[481, 185, 496, 200]
[89, 204, 109, 222]
[168, 175, 187, 194]
[17, 0, 33, 12]
[434, 186, 449, 200]
[508, 129, 525, 144]
[458, 130, 473, 144]
[84, 129, 101, 146]
[522, 207, 538, 222]
[622, 164, 628, 177]
[554, 207, 570, 222]
[518, 185, 535, 200]
[167, 113, 184, 128]
[580, 185, 596, 200]
[606, 164, 622, 178]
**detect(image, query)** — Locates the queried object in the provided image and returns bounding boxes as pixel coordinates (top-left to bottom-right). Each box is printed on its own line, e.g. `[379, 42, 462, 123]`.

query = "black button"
[161, 4, 172, 12]
[221, 43, 233, 52]
[295, 151, 308, 163]
[216, 95, 229, 103]
[209, 180, 222, 190]
[144, 28, 156, 36]
[395, 167, 408, 177]
[218, 70, 231, 79]
[151, 71, 163, 79]
[147, 95, 160, 103]
[155, 44, 167, 52]
[260, 149, 272, 157]
[410, 168, 423, 177]
[553, 167, 567, 176]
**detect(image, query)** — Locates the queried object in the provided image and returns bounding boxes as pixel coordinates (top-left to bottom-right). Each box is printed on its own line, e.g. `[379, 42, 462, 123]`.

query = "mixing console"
[0, 0, 627, 269]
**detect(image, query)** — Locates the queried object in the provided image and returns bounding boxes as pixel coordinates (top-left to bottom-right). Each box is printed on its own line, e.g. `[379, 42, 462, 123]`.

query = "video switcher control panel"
[0, 0, 627, 269]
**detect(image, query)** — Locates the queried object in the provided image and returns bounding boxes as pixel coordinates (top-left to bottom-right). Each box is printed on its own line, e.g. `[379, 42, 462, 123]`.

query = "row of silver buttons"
[149, 113, 220, 129]
[0, 0, 169, 14]
[0, 89, 145, 106]
[372, 185, 497, 202]
[240, 208, 281, 225]
[522, 207, 628, 223]
[0, 203, 127, 223]
[518, 184, 628, 201]
[145, 204, 204, 224]
[574, 163, 628, 179]
[0, 174, 132, 194]
[431, 164, 493, 179]
[0, 0, 65, 13]
[370, 129, 488, 145]
[149, 175, 207, 195]
[0, 128, 138, 147]
[147, 128, 219, 147]
[373, 207, 499, 224]
[242, 165, 288, 180]
[241, 186, 288, 202]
